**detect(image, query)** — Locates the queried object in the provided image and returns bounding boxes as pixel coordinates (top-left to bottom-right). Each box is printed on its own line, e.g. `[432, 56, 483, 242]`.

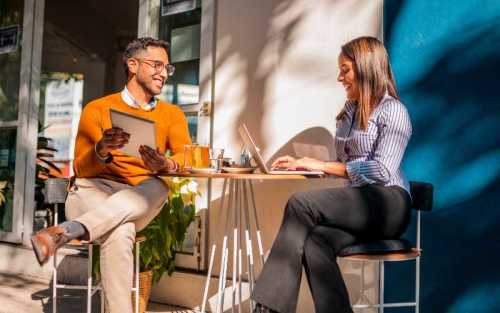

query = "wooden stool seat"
[66, 235, 146, 246]
[341, 248, 421, 262]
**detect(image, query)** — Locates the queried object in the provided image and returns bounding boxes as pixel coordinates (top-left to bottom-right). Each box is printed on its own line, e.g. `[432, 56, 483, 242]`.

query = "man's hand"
[139, 145, 176, 172]
[96, 127, 130, 157]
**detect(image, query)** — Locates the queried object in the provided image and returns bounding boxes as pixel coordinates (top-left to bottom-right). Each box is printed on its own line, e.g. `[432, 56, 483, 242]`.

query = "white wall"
[210, 0, 383, 312]
[212, 0, 383, 161]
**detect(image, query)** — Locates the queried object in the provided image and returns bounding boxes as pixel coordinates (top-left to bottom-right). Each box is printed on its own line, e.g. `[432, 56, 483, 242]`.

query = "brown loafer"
[30, 226, 69, 266]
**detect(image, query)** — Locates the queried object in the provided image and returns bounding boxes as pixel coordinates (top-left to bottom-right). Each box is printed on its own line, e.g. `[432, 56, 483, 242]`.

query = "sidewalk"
[0, 273, 195, 313]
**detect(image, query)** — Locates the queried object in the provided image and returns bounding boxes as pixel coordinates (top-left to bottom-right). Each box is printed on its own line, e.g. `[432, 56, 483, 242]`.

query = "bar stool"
[338, 181, 433, 313]
[45, 178, 143, 313]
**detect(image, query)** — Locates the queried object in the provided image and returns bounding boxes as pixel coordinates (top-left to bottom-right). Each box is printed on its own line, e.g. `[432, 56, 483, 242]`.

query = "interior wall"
[208, 0, 384, 312]
[42, 54, 106, 105]
[112, 52, 128, 93]
[42, 0, 138, 103]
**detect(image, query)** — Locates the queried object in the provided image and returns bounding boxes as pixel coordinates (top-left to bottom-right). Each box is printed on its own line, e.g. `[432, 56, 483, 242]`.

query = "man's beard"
[137, 73, 162, 96]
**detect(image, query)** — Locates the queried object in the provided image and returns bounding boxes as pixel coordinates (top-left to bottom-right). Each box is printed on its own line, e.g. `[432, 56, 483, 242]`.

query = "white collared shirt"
[95, 86, 158, 163]
[121, 86, 158, 111]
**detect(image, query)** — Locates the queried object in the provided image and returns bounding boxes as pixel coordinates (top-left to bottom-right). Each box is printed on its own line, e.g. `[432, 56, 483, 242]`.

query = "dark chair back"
[44, 178, 70, 204]
[409, 181, 433, 212]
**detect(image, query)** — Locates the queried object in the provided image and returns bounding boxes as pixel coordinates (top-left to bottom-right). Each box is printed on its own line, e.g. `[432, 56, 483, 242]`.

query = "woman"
[251, 36, 413, 313]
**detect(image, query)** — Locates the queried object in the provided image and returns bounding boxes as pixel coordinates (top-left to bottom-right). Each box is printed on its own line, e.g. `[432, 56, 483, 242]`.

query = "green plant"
[0, 181, 7, 207]
[0, 180, 12, 231]
[92, 177, 199, 284]
[139, 177, 199, 283]
[35, 122, 63, 210]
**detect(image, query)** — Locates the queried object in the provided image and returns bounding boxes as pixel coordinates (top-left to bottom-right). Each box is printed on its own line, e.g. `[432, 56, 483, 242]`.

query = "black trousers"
[251, 184, 411, 313]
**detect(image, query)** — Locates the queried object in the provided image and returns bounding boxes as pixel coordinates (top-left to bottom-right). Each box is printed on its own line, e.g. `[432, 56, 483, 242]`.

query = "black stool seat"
[338, 238, 413, 257]
[339, 181, 433, 260]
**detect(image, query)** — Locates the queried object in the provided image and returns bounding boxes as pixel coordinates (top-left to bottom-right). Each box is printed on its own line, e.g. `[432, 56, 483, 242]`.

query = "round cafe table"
[160, 171, 321, 313]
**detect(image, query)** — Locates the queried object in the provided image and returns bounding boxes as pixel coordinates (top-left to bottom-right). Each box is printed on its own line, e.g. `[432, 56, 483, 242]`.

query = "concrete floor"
[0, 273, 196, 313]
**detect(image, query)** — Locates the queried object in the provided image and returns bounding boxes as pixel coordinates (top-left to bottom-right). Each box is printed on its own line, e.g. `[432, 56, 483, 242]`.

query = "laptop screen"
[238, 124, 270, 173]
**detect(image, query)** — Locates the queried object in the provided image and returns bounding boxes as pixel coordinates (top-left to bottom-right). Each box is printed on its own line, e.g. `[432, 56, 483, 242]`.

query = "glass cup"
[184, 144, 210, 170]
[209, 148, 225, 172]
[193, 144, 210, 168]
[183, 144, 196, 170]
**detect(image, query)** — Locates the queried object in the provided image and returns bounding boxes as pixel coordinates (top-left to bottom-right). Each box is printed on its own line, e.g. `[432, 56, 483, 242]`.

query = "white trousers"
[65, 177, 168, 313]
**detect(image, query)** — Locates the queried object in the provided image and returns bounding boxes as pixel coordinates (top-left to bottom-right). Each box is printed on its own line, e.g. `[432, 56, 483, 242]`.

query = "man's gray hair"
[122, 37, 170, 76]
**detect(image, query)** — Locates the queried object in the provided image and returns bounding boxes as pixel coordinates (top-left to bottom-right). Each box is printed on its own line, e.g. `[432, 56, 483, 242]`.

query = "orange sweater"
[73, 93, 191, 186]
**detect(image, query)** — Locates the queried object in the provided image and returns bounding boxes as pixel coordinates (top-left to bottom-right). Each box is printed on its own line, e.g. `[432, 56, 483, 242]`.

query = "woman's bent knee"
[285, 191, 314, 216]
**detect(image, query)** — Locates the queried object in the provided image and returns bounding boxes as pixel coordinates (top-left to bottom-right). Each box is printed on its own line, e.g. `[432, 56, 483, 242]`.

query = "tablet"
[110, 109, 157, 158]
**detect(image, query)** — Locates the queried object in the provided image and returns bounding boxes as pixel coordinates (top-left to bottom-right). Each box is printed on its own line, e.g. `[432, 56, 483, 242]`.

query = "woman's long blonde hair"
[336, 36, 399, 129]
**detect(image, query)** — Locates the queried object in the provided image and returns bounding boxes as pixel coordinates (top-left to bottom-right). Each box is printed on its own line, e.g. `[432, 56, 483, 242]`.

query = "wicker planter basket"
[132, 270, 153, 313]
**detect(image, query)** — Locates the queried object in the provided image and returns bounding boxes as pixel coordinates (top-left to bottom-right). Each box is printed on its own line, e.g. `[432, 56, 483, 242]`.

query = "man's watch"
[166, 158, 179, 172]
[94, 144, 113, 163]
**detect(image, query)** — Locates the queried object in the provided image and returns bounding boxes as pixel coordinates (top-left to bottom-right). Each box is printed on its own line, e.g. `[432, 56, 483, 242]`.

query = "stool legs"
[87, 244, 93, 313]
[52, 240, 141, 313]
[415, 255, 420, 313]
[378, 261, 384, 313]
[134, 241, 140, 313]
[53, 205, 59, 313]
[53, 246, 58, 313]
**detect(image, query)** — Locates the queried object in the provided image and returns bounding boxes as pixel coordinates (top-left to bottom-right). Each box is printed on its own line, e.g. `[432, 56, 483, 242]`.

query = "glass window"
[0, 0, 23, 233]
[0, 0, 23, 122]
[159, 0, 204, 270]
[0, 128, 16, 232]
[159, 0, 201, 141]
[39, 72, 84, 178]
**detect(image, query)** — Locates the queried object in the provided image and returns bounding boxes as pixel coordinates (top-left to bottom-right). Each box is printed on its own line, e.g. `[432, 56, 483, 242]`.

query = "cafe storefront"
[0, 0, 211, 268]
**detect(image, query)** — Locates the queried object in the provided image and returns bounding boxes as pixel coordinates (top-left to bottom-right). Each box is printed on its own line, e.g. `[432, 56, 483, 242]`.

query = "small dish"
[221, 166, 256, 174]
[189, 167, 217, 174]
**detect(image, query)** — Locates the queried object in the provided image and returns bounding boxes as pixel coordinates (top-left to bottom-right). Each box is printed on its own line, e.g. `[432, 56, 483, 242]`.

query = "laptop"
[238, 124, 324, 176]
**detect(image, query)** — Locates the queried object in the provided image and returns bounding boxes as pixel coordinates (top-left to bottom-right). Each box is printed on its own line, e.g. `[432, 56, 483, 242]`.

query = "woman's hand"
[272, 155, 348, 177]
[272, 155, 297, 169]
[293, 157, 326, 171]
[272, 155, 325, 171]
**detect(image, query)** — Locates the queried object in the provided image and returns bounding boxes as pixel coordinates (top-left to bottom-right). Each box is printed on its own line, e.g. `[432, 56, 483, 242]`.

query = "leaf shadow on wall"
[266, 126, 336, 169]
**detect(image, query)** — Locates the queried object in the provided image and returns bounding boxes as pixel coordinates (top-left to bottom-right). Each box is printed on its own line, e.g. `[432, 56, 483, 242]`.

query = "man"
[31, 37, 191, 313]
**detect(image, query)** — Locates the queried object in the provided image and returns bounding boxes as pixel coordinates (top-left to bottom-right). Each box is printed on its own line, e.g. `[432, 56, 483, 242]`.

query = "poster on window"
[161, 0, 199, 16]
[43, 79, 83, 161]
[0, 25, 19, 54]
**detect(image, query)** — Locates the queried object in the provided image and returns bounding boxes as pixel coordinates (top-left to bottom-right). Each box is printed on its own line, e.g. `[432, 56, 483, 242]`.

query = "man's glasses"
[136, 58, 175, 76]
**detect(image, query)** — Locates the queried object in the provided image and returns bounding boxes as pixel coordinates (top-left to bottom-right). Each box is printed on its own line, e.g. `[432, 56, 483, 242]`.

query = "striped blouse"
[335, 94, 412, 194]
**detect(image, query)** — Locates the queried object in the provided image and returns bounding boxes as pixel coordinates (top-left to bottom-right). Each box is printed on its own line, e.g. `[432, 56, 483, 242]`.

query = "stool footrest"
[54, 284, 101, 290]
[352, 302, 417, 309]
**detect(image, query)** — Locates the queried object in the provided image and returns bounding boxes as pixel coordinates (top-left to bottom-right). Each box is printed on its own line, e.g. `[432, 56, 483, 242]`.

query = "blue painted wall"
[384, 1, 500, 312]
